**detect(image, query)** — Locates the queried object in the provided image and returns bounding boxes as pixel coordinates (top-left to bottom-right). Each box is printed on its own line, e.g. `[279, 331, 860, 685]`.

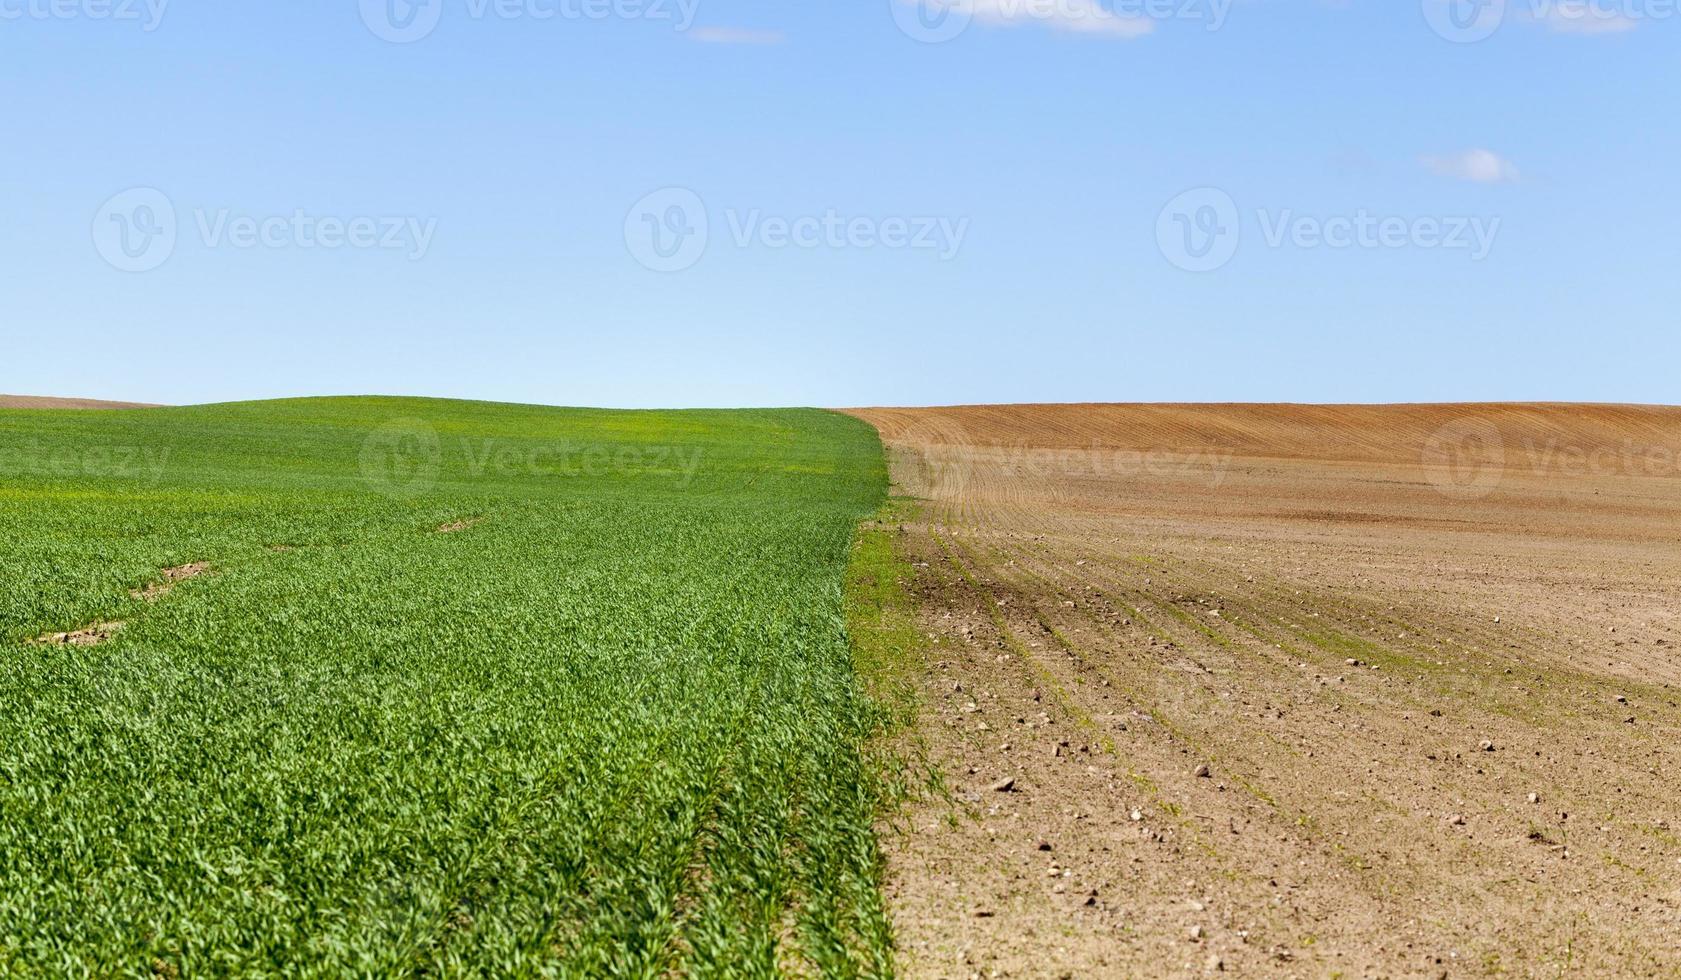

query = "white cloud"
[1422, 149, 1521, 184]
[924, 0, 1157, 39]
[689, 27, 786, 44]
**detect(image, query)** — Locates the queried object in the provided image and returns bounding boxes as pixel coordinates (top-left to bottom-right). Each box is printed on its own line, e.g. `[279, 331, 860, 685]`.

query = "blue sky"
[3, 0, 1676, 408]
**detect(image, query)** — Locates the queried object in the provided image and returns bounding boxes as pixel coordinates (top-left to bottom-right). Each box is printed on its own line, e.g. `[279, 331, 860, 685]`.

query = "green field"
[0, 397, 895, 976]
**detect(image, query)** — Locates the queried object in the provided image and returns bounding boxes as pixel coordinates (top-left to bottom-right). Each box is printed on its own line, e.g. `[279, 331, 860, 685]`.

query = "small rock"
[1186, 925, 1205, 942]
[973, 907, 995, 918]
[1478, 739, 1495, 753]
[1206, 954, 1224, 972]
[1527, 792, 1541, 804]
[1193, 763, 1211, 778]
[1037, 840, 1053, 852]
[1130, 809, 1144, 822]
[1447, 813, 1466, 826]
[991, 777, 1016, 793]
[1616, 694, 1628, 704]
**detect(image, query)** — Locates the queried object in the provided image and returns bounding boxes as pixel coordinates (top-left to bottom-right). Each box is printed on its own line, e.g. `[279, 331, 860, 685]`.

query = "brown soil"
[846, 404, 1681, 979]
[0, 395, 160, 410]
[31, 621, 126, 646]
[437, 518, 484, 534]
[130, 562, 212, 601]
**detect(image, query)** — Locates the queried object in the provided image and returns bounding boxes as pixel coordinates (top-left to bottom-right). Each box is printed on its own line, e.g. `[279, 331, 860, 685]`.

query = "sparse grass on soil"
[0, 396, 895, 976]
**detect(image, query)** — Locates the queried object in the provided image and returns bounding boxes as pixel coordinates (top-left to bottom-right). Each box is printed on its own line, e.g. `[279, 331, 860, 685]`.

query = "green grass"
[842, 498, 925, 728]
[0, 396, 893, 977]
[841, 498, 947, 828]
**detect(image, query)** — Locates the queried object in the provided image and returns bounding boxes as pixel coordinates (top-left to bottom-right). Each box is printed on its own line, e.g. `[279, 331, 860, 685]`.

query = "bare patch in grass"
[31, 621, 125, 646]
[130, 562, 212, 601]
[437, 518, 484, 534]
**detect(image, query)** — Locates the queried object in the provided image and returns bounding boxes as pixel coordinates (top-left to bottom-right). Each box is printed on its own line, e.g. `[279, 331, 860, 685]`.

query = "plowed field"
[847, 403, 1681, 978]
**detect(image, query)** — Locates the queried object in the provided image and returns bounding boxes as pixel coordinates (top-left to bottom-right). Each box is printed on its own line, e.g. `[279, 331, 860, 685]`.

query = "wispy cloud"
[910, 0, 1158, 39]
[1422, 149, 1521, 184]
[690, 27, 786, 44]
